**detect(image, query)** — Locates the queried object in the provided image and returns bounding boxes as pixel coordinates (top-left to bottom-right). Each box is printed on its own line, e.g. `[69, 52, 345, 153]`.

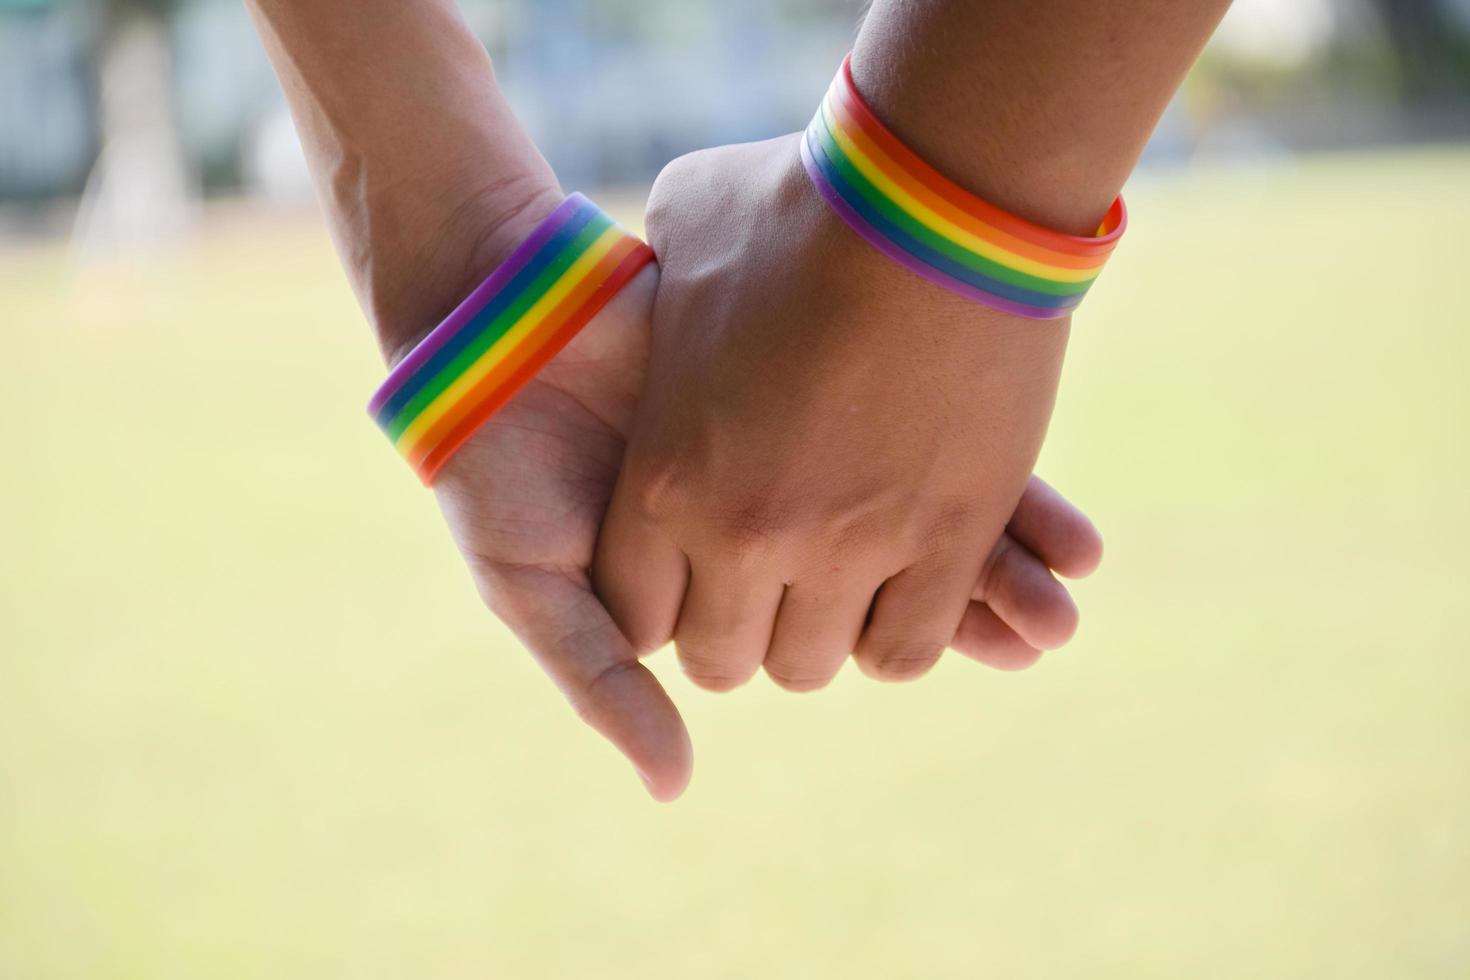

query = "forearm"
[245, 0, 562, 360]
[853, 0, 1230, 235]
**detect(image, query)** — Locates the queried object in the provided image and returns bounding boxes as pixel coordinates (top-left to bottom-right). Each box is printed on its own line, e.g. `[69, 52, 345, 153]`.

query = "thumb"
[482, 563, 693, 802]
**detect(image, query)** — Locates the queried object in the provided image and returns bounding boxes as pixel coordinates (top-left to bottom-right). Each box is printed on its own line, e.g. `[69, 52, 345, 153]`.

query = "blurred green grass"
[2, 150, 1468, 979]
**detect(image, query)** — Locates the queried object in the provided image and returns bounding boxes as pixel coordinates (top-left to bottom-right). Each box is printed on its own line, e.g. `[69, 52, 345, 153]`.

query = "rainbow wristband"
[800, 55, 1126, 319]
[368, 194, 654, 485]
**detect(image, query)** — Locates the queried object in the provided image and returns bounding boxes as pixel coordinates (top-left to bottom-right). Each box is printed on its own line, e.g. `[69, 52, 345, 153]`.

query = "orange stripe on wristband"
[413, 238, 651, 483]
[368, 194, 654, 486]
[800, 55, 1126, 319]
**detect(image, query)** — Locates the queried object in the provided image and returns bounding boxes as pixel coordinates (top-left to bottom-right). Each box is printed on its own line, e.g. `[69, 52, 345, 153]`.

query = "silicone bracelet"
[368, 194, 654, 485]
[800, 55, 1126, 319]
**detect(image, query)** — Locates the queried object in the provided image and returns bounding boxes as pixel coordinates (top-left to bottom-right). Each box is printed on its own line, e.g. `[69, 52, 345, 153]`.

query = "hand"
[424, 238, 1101, 800]
[425, 256, 699, 800]
[595, 134, 1080, 693]
[391, 174, 1098, 804]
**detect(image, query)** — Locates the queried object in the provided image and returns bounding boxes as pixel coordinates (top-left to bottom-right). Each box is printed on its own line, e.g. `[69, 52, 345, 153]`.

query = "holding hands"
[247, 0, 1228, 799]
[597, 133, 1086, 698]
[422, 163, 1099, 799]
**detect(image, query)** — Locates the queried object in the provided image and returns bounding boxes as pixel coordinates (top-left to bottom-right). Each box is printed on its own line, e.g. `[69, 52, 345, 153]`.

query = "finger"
[951, 602, 1044, 671]
[975, 535, 1079, 651]
[475, 563, 692, 802]
[673, 560, 784, 692]
[762, 576, 875, 692]
[592, 478, 691, 655]
[1007, 475, 1104, 579]
[854, 553, 980, 682]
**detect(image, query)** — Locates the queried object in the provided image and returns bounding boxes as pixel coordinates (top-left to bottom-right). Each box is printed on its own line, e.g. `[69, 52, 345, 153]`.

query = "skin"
[594, 0, 1230, 696]
[246, 0, 1112, 801]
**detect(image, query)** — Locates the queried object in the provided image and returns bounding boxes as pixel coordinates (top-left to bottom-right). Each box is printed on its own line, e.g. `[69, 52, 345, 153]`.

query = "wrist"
[776, 130, 1074, 349]
[791, 55, 1123, 328]
[850, 8, 1152, 238]
[369, 172, 566, 369]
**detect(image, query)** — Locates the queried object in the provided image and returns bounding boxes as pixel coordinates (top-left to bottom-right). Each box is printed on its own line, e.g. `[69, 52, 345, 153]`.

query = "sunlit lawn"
[2, 149, 1468, 978]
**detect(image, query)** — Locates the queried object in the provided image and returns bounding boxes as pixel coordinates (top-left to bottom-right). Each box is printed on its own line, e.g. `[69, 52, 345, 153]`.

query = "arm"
[244, 0, 693, 798]
[244, 0, 563, 362]
[593, 0, 1226, 690]
[852, 0, 1231, 234]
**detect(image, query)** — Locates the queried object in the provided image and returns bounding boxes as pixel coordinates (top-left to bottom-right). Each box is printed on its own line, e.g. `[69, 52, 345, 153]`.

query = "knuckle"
[676, 647, 754, 693]
[866, 638, 945, 681]
[818, 499, 890, 559]
[711, 494, 790, 566]
[763, 661, 835, 693]
[645, 152, 707, 246]
[627, 456, 687, 523]
[648, 152, 698, 205]
[681, 666, 752, 693]
[918, 501, 982, 559]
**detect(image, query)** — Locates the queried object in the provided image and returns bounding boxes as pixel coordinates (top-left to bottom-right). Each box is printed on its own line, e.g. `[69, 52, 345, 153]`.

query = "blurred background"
[2, 1, 1468, 977]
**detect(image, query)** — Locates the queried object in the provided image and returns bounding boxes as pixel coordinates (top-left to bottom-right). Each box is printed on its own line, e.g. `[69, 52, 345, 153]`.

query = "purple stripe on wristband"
[367, 193, 585, 416]
[798, 137, 1066, 321]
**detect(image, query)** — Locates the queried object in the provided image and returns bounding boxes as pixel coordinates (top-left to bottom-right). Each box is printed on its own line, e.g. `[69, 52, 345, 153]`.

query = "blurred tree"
[1368, 0, 1470, 100]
